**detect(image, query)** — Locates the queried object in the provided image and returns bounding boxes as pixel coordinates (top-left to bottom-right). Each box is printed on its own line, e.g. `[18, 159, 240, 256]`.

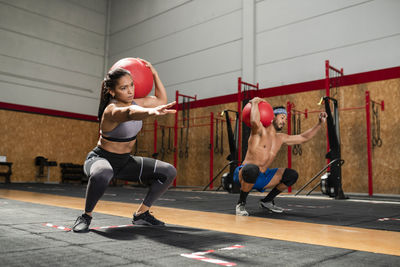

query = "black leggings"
[83, 147, 176, 213]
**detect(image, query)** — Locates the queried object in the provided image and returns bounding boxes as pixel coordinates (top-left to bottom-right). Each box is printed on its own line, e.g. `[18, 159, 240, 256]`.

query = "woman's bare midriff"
[97, 138, 136, 154]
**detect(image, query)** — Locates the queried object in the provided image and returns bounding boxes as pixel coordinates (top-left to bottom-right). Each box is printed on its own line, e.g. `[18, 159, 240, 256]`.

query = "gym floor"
[1, 183, 399, 267]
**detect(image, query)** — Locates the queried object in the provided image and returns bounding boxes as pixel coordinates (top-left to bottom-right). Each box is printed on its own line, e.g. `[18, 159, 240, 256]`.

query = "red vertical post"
[209, 112, 214, 190]
[154, 120, 158, 155]
[325, 60, 330, 98]
[365, 91, 373, 196]
[287, 101, 292, 193]
[237, 77, 242, 165]
[325, 60, 331, 166]
[173, 90, 179, 187]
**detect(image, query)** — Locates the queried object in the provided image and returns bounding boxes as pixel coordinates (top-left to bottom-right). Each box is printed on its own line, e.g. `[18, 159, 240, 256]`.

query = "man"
[234, 97, 327, 216]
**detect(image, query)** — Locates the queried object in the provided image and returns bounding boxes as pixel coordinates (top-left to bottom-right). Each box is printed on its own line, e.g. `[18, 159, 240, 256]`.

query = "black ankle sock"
[262, 187, 282, 203]
[238, 190, 249, 204]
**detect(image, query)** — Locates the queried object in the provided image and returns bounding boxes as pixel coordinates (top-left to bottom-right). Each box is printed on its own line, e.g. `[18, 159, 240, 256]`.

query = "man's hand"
[250, 97, 264, 104]
[319, 112, 327, 124]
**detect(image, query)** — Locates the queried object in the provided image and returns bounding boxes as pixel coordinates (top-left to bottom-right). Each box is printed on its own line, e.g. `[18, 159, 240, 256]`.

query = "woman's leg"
[141, 159, 176, 208]
[117, 156, 176, 225]
[73, 157, 114, 232]
[84, 158, 114, 214]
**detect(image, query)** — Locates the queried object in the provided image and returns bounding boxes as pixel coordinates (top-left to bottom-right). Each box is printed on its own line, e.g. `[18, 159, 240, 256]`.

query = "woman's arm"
[134, 59, 167, 108]
[104, 101, 176, 123]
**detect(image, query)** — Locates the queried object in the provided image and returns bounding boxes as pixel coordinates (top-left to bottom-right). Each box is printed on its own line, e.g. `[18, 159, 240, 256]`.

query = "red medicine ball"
[110, 58, 154, 98]
[242, 101, 274, 127]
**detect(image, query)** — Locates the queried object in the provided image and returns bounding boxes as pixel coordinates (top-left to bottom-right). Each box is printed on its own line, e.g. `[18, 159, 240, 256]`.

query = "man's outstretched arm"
[281, 112, 327, 145]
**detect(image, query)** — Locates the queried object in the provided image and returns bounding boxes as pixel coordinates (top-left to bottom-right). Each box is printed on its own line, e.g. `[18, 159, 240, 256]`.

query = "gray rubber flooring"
[1, 183, 399, 266]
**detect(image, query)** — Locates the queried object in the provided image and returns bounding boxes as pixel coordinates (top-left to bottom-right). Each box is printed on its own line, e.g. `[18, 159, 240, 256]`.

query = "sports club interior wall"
[0, 110, 98, 183]
[1, 78, 397, 194]
[366, 78, 399, 194]
[139, 77, 399, 195]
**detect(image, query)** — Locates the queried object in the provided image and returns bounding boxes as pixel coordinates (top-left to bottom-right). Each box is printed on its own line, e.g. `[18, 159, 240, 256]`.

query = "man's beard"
[273, 120, 283, 131]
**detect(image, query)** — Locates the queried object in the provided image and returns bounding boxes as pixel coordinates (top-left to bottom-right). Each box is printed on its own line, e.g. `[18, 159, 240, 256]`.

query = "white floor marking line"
[181, 245, 244, 266]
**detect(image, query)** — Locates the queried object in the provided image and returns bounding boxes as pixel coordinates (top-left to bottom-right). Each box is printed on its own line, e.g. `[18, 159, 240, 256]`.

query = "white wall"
[1, 0, 398, 115]
[256, 0, 400, 88]
[109, 0, 400, 102]
[0, 0, 108, 115]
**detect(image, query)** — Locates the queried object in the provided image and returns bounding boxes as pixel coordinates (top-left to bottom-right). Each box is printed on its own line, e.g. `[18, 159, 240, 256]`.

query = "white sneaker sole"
[259, 202, 284, 213]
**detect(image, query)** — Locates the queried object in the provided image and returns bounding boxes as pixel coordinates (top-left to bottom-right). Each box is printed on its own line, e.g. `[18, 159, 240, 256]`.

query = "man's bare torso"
[242, 125, 284, 173]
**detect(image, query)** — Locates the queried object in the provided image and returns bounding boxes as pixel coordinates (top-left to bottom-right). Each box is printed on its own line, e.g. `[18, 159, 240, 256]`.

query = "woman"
[73, 59, 176, 232]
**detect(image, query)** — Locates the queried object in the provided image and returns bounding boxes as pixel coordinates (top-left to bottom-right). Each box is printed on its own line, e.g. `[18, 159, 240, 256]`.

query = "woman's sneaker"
[235, 202, 249, 216]
[133, 211, 165, 226]
[72, 213, 92, 232]
[259, 200, 284, 213]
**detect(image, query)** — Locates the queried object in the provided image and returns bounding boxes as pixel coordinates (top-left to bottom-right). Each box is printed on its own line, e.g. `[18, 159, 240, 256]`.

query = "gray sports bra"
[101, 101, 143, 142]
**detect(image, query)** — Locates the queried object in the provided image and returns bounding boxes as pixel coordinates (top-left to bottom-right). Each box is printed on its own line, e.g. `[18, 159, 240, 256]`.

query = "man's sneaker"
[133, 210, 165, 226]
[72, 213, 92, 232]
[259, 200, 284, 213]
[235, 203, 249, 216]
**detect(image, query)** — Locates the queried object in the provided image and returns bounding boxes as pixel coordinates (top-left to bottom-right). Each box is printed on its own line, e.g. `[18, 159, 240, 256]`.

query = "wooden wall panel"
[337, 84, 368, 193]
[368, 79, 399, 194]
[0, 110, 98, 183]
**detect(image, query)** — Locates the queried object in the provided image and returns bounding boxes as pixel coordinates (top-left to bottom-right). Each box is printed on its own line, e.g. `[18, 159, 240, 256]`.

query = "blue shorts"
[233, 165, 278, 192]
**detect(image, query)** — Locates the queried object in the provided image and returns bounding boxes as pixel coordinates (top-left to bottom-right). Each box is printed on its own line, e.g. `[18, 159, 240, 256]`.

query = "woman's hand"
[149, 101, 176, 116]
[138, 58, 157, 76]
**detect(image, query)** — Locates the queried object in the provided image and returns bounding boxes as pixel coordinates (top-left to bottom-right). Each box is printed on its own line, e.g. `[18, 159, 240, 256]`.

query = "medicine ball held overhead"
[110, 58, 154, 98]
[242, 101, 274, 128]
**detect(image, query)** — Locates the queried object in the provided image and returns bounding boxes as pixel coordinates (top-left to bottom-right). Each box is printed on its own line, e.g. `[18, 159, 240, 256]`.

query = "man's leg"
[260, 168, 298, 213]
[236, 164, 260, 216]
